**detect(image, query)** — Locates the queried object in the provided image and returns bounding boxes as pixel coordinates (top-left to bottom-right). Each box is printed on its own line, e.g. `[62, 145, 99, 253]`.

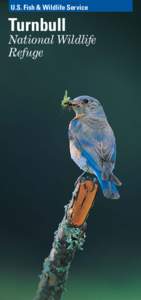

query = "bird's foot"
[75, 172, 97, 186]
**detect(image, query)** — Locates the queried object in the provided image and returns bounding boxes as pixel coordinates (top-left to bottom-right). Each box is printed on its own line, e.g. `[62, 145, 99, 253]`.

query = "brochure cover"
[0, 1, 141, 299]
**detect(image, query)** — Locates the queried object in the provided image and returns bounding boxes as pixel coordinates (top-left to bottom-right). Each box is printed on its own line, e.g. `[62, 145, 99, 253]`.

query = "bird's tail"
[96, 170, 121, 199]
[81, 149, 121, 199]
[111, 173, 122, 186]
[100, 178, 120, 199]
[100, 172, 122, 199]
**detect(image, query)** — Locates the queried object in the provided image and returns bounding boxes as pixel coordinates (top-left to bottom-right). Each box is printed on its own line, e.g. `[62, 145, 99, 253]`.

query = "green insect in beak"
[61, 90, 71, 108]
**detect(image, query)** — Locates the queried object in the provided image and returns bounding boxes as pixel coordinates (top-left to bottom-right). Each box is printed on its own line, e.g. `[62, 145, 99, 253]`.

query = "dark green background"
[0, 1, 141, 299]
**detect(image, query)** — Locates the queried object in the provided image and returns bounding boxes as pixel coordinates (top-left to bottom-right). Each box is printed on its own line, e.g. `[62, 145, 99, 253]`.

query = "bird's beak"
[61, 98, 79, 109]
[67, 100, 80, 109]
[61, 91, 81, 110]
[65, 100, 73, 107]
[61, 98, 72, 108]
[67, 100, 76, 107]
[61, 91, 80, 109]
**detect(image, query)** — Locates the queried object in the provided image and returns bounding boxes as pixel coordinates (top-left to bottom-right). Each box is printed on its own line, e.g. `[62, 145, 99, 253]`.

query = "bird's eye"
[83, 99, 89, 104]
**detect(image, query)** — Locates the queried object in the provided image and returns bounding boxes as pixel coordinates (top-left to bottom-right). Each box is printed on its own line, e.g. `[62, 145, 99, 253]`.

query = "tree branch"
[34, 177, 98, 300]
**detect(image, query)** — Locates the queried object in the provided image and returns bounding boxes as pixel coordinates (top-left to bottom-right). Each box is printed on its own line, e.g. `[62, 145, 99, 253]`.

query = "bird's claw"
[75, 172, 97, 187]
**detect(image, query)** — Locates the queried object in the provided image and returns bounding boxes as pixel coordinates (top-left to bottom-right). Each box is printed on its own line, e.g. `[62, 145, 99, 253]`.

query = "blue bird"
[65, 95, 122, 199]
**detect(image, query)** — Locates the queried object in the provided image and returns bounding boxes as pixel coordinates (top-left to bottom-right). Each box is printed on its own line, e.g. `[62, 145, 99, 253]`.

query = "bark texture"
[34, 178, 98, 300]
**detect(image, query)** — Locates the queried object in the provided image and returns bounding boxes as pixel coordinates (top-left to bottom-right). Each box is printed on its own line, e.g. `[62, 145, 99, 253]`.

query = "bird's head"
[62, 93, 105, 118]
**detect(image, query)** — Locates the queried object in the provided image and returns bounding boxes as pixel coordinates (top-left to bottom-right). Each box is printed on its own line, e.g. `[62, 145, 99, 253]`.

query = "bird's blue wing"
[69, 118, 116, 171]
[69, 118, 120, 199]
[69, 119, 103, 177]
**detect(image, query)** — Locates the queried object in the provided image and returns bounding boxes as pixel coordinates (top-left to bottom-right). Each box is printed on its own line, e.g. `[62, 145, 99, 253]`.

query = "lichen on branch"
[34, 178, 97, 300]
